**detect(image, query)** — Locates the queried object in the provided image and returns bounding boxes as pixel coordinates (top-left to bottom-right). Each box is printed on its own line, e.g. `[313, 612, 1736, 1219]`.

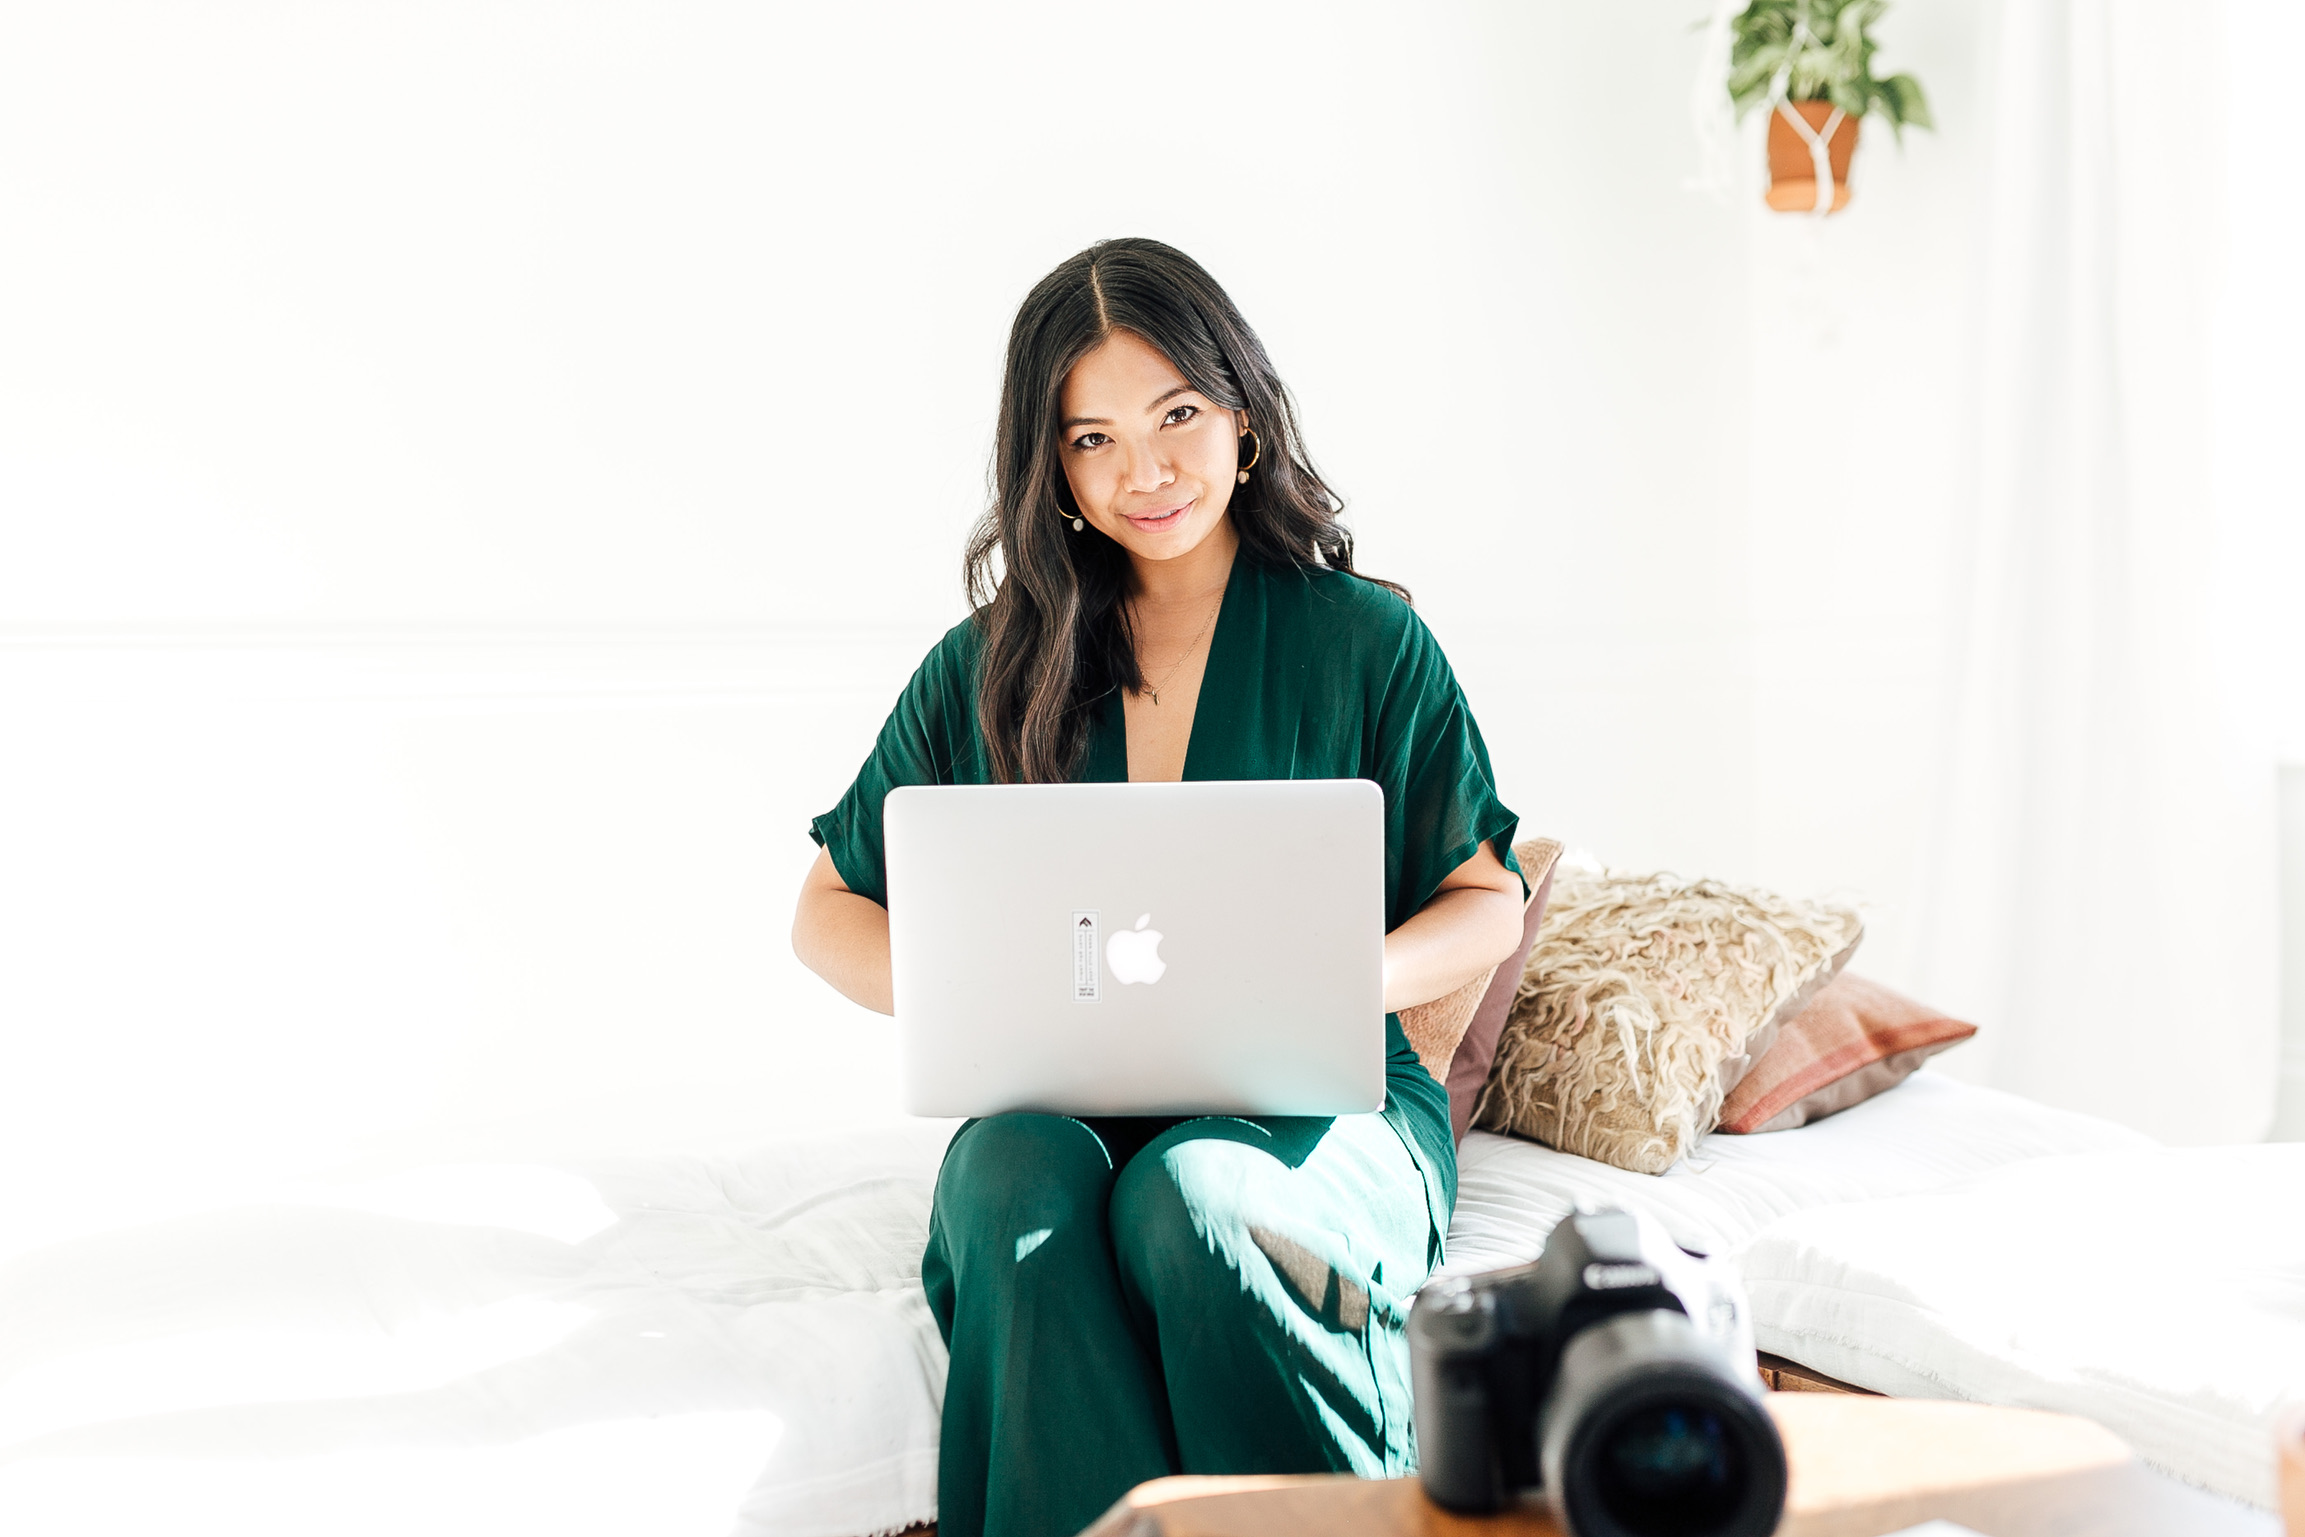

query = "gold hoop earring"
[1236, 426, 1262, 485]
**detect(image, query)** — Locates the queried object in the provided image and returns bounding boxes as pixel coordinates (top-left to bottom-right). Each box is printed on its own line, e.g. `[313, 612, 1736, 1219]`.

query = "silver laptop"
[884, 779, 1386, 1118]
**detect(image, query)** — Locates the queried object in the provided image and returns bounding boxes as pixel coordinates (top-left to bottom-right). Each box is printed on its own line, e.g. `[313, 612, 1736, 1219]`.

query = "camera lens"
[1591, 1404, 1745, 1536]
[1538, 1311, 1785, 1537]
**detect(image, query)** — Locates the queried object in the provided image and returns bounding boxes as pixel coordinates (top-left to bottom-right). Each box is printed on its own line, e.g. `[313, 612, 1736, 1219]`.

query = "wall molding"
[0, 622, 955, 708]
[0, 620, 952, 650]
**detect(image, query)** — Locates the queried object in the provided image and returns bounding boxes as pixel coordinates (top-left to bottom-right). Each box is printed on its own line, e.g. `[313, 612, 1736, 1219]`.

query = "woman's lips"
[1125, 500, 1193, 532]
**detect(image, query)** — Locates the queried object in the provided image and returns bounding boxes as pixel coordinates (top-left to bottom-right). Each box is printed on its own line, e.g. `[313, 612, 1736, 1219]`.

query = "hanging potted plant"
[1727, 0, 1932, 214]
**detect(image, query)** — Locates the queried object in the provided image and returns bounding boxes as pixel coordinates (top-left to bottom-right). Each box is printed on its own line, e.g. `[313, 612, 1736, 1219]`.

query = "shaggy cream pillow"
[1471, 867, 1862, 1174]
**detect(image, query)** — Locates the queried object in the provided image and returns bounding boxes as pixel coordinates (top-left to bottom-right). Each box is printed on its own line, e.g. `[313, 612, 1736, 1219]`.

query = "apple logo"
[1105, 912, 1166, 985]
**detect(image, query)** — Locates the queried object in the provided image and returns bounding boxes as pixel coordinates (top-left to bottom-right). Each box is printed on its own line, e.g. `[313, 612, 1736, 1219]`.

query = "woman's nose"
[1122, 437, 1174, 494]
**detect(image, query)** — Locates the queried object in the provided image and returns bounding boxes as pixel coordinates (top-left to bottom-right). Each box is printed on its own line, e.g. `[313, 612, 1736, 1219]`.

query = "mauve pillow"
[1445, 839, 1562, 1143]
[1717, 972, 1978, 1134]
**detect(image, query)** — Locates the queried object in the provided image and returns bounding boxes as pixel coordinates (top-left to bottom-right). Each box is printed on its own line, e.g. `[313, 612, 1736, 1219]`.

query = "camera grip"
[1410, 1317, 1507, 1511]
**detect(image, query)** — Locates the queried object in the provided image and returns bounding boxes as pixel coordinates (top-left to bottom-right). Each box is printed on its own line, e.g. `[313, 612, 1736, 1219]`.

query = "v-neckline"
[1097, 554, 1248, 785]
[1172, 553, 1246, 783]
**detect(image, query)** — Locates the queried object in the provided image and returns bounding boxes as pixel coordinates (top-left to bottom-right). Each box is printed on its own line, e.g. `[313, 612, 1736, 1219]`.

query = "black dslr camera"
[1409, 1207, 1786, 1537]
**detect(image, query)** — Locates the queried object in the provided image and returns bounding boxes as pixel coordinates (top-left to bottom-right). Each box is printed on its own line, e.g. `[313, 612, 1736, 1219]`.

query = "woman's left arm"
[1382, 841, 1526, 1013]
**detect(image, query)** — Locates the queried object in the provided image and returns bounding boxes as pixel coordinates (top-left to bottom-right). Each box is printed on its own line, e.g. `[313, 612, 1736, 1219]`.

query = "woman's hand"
[793, 848, 895, 1015]
[1382, 842, 1526, 1013]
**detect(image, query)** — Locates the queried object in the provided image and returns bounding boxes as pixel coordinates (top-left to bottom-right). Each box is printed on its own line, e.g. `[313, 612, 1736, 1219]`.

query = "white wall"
[2279, 769, 2305, 1140]
[3, 1, 2282, 1251]
[2223, 0, 2305, 1139]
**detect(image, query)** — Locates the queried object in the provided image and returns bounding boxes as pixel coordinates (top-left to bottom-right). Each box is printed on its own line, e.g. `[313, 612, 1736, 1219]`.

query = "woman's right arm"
[792, 847, 895, 1015]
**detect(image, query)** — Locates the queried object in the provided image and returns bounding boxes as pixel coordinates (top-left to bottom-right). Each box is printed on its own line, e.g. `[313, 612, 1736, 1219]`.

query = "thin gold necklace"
[1135, 594, 1223, 706]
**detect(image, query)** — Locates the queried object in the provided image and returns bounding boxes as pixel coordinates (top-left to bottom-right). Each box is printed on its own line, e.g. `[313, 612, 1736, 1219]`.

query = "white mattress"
[1444, 1070, 2154, 1275]
[0, 1120, 959, 1537]
[1741, 1144, 2305, 1510]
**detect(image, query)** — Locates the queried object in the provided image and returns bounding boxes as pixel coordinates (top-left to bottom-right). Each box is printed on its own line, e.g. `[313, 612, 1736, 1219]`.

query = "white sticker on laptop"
[1072, 911, 1100, 1002]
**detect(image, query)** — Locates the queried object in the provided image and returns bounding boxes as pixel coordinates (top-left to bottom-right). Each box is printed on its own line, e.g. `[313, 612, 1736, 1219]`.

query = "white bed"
[1741, 1144, 2305, 1509]
[0, 1120, 959, 1537]
[0, 1074, 2164, 1537]
[1445, 1069, 2154, 1274]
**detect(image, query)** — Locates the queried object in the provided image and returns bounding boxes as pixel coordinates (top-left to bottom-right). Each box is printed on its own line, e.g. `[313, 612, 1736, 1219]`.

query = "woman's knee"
[1110, 1125, 1378, 1335]
[935, 1113, 1115, 1244]
[1107, 1126, 1263, 1304]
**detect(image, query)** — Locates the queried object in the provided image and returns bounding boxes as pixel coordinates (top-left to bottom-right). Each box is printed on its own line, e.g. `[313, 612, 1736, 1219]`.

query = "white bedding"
[0, 1074, 2160, 1537]
[1740, 1144, 2305, 1509]
[1445, 1070, 2154, 1275]
[0, 1121, 959, 1537]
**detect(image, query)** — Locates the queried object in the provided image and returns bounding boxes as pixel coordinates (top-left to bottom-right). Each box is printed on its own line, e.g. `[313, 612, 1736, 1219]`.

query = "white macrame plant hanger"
[1770, 4, 1847, 217]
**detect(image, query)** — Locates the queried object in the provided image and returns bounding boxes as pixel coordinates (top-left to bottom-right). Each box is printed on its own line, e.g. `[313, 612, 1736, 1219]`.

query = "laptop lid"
[884, 779, 1386, 1117]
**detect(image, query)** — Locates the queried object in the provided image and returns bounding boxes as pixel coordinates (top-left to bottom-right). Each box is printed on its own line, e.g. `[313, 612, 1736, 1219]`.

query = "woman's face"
[1057, 328, 1246, 567]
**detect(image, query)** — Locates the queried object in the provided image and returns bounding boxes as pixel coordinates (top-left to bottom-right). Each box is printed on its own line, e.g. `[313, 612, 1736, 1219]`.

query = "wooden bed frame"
[1757, 1350, 1877, 1395]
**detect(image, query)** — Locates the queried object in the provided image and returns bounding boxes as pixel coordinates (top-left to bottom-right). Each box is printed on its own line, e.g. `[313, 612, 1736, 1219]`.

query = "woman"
[792, 238, 1524, 1537]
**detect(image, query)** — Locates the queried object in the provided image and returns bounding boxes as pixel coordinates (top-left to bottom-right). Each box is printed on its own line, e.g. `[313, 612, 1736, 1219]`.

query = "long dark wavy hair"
[964, 238, 1405, 784]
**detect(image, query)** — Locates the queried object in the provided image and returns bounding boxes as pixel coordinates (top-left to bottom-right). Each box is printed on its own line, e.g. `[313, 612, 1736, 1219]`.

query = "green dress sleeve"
[1369, 604, 1525, 929]
[808, 620, 984, 908]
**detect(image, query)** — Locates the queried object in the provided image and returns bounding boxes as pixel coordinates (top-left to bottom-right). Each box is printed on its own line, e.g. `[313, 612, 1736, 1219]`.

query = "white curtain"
[1913, 0, 2281, 1142]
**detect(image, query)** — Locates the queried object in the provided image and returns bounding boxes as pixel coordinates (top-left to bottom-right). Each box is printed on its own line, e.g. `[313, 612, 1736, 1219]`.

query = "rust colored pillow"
[1717, 972, 1978, 1134]
[1445, 843, 1561, 1143]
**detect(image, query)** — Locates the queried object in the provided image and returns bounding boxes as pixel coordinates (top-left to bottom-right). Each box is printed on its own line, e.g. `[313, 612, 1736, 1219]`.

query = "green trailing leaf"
[1726, 0, 1933, 134]
[1876, 72, 1934, 132]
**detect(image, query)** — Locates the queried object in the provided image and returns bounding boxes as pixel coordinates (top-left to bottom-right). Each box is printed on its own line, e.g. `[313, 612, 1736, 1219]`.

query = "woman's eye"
[1163, 404, 1201, 426]
[1070, 432, 1110, 451]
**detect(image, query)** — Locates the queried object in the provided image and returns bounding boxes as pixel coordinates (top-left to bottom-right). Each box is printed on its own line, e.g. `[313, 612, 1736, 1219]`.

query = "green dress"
[811, 556, 1520, 1537]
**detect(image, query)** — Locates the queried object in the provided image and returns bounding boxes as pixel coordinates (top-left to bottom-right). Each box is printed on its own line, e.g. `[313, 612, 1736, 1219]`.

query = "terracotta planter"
[1766, 99, 1860, 213]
